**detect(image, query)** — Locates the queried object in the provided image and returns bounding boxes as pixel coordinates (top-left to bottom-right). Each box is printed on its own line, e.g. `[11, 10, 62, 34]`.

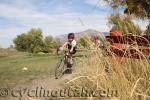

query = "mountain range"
[55, 29, 109, 44]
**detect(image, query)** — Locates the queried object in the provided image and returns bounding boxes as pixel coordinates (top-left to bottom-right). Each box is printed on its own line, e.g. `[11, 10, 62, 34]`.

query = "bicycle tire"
[55, 58, 66, 79]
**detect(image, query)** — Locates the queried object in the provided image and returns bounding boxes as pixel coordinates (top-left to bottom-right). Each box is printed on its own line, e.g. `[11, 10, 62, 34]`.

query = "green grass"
[0, 53, 59, 87]
[0, 49, 88, 88]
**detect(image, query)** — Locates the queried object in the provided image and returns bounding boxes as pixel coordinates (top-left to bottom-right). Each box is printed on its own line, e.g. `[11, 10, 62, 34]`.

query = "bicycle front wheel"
[55, 58, 66, 79]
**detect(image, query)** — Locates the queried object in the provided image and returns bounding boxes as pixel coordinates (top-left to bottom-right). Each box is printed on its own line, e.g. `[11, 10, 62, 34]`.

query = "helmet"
[68, 33, 75, 39]
[95, 36, 99, 40]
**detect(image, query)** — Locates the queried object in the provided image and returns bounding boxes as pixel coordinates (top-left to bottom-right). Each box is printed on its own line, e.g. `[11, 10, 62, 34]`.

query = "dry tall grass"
[65, 35, 150, 100]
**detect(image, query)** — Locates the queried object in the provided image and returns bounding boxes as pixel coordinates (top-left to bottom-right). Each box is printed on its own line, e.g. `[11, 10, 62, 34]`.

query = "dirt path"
[6, 74, 72, 100]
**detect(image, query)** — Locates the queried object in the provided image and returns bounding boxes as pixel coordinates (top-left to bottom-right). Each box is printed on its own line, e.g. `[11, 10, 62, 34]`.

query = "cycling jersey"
[63, 40, 77, 54]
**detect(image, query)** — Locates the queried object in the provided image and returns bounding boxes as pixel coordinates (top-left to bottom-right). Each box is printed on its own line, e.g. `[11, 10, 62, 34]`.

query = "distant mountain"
[103, 32, 109, 36]
[55, 29, 109, 44]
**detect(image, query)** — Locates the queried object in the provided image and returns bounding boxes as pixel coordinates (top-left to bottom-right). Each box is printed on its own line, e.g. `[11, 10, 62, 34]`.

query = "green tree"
[27, 28, 44, 53]
[13, 28, 44, 53]
[108, 13, 141, 35]
[55, 38, 61, 47]
[42, 35, 59, 53]
[104, 0, 150, 19]
[44, 35, 53, 48]
[104, 0, 149, 35]
[13, 33, 29, 52]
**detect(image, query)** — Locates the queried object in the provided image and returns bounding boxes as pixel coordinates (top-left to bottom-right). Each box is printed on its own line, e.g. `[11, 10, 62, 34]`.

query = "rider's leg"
[70, 48, 76, 65]
[67, 53, 72, 68]
[70, 56, 73, 65]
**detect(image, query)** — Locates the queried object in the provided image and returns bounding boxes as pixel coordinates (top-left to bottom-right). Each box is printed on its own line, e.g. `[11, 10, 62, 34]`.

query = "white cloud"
[0, 3, 50, 22]
[0, 1, 109, 47]
[0, 1, 110, 35]
[0, 0, 148, 48]
[133, 19, 149, 31]
[84, 0, 108, 7]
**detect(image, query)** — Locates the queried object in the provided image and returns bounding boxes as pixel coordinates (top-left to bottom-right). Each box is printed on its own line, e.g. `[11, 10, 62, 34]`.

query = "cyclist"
[60, 33, 77, 68]
[94, 36, 104, 48]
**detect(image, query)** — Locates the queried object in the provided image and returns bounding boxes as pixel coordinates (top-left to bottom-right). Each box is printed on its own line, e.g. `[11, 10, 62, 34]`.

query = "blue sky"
[0, 0, 148, 48]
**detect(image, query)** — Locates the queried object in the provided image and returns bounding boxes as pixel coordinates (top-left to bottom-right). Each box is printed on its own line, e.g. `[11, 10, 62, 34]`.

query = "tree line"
[104, 0, 150, 35]
[13, 28, 59, 53]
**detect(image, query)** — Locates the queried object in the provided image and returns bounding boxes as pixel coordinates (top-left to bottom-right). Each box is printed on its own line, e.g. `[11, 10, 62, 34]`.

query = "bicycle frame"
[55, 48, 77, 79]
[63, 50, 71, 65]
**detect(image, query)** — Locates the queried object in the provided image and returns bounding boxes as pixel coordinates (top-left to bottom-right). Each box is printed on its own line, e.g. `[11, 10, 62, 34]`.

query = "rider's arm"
[61, 42, 68, 50]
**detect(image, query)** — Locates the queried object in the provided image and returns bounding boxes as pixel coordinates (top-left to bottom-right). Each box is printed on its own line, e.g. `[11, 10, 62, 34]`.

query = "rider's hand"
[69, 49, 73, 53]
[59, 47, 63, 51]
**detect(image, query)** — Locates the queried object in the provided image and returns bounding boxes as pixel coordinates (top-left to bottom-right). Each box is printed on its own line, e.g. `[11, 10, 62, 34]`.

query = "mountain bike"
[55, 50, 76, 79]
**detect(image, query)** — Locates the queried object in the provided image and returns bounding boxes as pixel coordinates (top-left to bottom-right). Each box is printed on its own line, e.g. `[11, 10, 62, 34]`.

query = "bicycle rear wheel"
[55, 58, 66, 79]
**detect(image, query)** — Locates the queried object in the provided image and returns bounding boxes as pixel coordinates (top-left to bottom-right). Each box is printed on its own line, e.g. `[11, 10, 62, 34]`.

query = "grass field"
[66, 48, 150, 100]
[0, 49, 59, 88]
[1, 47, 150, 100]
[0, 48, 89, 88]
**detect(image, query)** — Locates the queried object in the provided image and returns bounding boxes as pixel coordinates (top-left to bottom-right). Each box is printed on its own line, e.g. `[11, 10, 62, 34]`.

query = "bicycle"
[55, 50, 76, 79]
